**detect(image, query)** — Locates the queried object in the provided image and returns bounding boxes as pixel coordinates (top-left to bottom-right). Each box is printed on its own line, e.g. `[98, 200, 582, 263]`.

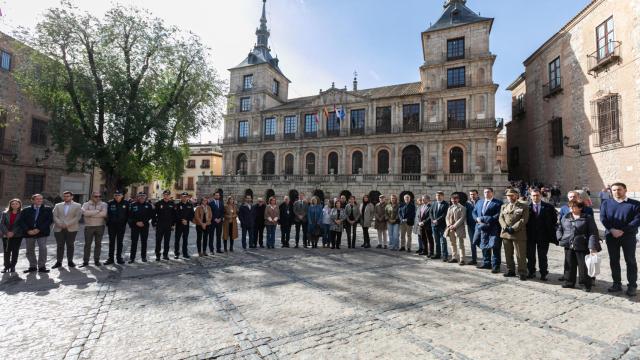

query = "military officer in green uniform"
[499, 189, 530, 280]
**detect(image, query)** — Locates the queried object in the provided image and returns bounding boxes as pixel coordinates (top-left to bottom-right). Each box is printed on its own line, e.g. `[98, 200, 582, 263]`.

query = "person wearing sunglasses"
[81, 191, 108, 267]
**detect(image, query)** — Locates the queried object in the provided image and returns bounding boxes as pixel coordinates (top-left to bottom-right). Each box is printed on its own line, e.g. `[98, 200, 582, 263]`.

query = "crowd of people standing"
[2, 183, 639, 297]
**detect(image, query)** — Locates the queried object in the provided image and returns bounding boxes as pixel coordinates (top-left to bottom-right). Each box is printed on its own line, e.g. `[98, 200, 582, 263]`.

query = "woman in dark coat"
[1, 199, 24, 273]
[254, 198, 266, 248]
[307, 196, 323, 249]
[556, 200, 600, 292]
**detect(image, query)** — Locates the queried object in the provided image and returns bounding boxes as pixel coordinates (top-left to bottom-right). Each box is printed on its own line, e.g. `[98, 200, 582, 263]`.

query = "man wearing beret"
[128, 192, 154, 263]
[105, 190, 129, 265]
[174, 192, 195, 259]
[499, 189, 530, 281]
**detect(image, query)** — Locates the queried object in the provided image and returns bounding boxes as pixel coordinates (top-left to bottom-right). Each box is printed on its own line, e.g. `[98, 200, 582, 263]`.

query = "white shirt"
[64, 202, 71, 216]
[614, 197, 628, 203]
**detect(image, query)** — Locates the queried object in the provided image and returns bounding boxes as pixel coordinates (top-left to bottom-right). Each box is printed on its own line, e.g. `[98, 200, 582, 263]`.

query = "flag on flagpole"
[335, 105, 345, 123]
[323, 107, 330, 122]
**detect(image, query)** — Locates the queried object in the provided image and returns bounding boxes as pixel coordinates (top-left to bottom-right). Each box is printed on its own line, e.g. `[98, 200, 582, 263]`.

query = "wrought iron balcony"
[588, 41, 621, 76]
[543, 77, 563, 99]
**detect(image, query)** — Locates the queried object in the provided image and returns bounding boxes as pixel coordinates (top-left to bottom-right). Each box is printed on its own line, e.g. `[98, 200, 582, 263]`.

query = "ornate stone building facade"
[507, 0, 640, 196]
[200, 0, 507, 200]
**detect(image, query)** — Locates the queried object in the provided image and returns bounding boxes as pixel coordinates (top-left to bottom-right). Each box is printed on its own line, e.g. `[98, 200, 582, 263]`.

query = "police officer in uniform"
[154, 190, 176, 261]
[499, 189, 530, 280]
[174, 192, 195, 259]
[105, 190, 129, 265]
[128, 192, 154, 263]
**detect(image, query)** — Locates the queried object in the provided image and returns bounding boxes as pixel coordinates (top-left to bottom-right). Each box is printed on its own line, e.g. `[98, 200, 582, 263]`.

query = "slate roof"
[425, 0, 492, 33]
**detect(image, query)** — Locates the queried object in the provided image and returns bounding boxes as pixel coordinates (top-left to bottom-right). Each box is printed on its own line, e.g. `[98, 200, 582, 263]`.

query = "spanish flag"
[323, 107, 330, 121]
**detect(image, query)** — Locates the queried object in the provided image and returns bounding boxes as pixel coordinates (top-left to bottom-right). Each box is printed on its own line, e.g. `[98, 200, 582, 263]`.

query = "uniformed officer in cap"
[154, 190, 176, 261]
[128, 192, 154, 263]
[499, 189, 530, 280]
[105, 190, 129, 265]
[174, 192, 195, 259]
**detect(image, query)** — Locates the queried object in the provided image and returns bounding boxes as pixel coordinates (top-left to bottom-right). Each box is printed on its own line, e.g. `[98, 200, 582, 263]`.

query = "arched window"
[262, 152, 275, 175]
[402, 145, 421, 174]
[449, 147, 464, 174]
[236, 153, 248, 175]
[351, 151, 363, 174]
[284, 154, 294, 175]
[328, 152, 339, 175]
[305, 153, 316, 175]
[377, 150, 389, 174]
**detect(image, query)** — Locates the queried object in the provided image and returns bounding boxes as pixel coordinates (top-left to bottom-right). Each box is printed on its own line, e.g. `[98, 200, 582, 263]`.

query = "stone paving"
[1, 223, 639, 360]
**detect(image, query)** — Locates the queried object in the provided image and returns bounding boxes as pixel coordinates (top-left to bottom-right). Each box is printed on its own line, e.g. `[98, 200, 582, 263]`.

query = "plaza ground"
[1, 218, 639, 360]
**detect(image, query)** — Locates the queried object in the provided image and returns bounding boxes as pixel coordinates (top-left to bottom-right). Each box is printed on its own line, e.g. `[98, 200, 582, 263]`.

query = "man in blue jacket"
[601, 183, 640, 296]
[473, 188, 503, 273]
[430, 191, 449, 260]
[209, 191, 225, 253]
[19, 194, 54, 273]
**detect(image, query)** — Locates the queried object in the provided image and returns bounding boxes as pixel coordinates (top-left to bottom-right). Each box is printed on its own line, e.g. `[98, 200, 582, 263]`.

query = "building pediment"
[311, 88, 370, 107]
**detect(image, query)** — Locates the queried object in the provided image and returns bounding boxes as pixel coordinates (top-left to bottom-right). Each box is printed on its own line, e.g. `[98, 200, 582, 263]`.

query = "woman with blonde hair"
[1, 199, 24, 273]
[222, 196, 238, 252]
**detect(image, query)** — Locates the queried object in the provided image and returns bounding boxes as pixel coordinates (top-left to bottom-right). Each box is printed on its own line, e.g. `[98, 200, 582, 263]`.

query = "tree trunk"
[103, 170, 128, 199]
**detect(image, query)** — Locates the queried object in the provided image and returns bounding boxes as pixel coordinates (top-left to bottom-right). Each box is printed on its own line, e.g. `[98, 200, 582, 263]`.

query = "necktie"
[35, 206, 40, 223]
[535, 204, 539, 215]
[482, 200, 489, 215]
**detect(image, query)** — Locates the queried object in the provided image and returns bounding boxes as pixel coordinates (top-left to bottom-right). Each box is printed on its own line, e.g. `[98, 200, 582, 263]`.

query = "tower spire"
[256, 0, 270, 49]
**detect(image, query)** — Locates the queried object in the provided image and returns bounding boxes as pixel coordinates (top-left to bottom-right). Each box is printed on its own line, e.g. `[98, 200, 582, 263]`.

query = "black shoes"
[52, 262, 62, 269]
[79, 262, 89, 268]
[540, 274, 548, 281]
[607, 283, 623, 293]
[104, 259, 115, 265]
[183, 254, 191, 259]
[24, 267, 37, 273]
[68, 262, 76, 268]
[503, 272, 516, 278]
[162, 256, 169, 260]
[376, 245, 382, 249]
[519, 275, 527, 281]
[1, 268, 8, 273]
[626, 287, 637, 297]
[558, 276, 566, 282]
[95, 261, 102, 266]
[527, 273, 536, 279]
[491, 269, 500, 274]
[38, 267, 50, 273]
[562, 284, 575, 289]
[156, 256, 161, 262]
[399, 247, 406, 251]
[431, 255, 441, 260]
[468, 260, 478, 266]
[117, 258, 125, 264]
[128, 259, 136, 264]
[141, 258, 147, 263]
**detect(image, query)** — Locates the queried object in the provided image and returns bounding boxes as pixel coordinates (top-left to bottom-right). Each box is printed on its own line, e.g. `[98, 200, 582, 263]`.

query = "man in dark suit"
[526, 188, 558, 281]
[279, 196, 295, 247]
[19, 194, 54, 273]
[465, 190, 480, 265]
[473, 188, 504, 273]
[418, 195, 434, 256]
[238, 195, 256, 249]
[430, 191, 449, 261]
[208, 192, 225, 253]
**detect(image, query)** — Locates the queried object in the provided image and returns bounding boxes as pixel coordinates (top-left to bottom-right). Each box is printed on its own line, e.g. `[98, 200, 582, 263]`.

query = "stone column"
[341, 145, 347, 175]
[423, 140, 429, 174]
[366, 145, 373, 174]
[275, 149, 281, 175]
[394, 143, 401, 175]
[468, 139, 474, 173]
[437, 141, 444, 172]
[485, 138, 491, 174]
[318, 147, 324, 175]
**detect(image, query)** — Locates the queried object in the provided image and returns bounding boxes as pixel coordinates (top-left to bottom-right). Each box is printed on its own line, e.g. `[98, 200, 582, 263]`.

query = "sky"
[0, 0, 592, 143]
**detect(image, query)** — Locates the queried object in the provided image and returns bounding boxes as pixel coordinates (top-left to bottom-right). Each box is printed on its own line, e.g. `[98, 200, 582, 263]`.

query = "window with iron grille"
[350, 109, 365, 134]
[447, 67, 466, 88]
[304, 114, 317, 134]
[548, 57, 561, 90]
[592, 94, 621, 146]
[0, 50, 11, 71]
[240, 97, 251, 112]
[550, 117, 564, 157]
[186, 160, 196, 168]
[201, 159, 210, 169]
[447, 38, 465, 60]
[238, 120, 249, 139]
[30, 118, 48, 146]
[272, 79, 280, 95]
[284, 116, 297, 135]
[376, 106, 391, 133]
[264, 117, 276, 137]
[243, 74, 253, 90]
[402, 104, 420, 132]
[25, 174, 45, 196]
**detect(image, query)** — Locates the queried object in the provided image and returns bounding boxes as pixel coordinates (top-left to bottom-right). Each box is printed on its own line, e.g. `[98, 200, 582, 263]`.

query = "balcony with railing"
[543, 77, 563, 99]
[424, 47, 494, 66]
[199, 172, 508, 188]
[588, 41, 621, 76]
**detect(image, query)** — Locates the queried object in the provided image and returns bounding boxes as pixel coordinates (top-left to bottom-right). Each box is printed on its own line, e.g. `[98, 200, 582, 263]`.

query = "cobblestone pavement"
[1, 224, 639, 360]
